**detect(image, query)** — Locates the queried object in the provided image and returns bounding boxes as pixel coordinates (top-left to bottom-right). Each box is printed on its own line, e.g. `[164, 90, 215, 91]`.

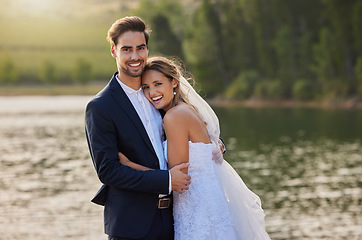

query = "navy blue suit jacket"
[85, 73, 170, 238]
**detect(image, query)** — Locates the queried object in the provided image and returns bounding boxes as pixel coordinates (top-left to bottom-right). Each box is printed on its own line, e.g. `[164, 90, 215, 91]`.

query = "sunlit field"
[0, 18, 114, 76]
[0, 0, 138, 79]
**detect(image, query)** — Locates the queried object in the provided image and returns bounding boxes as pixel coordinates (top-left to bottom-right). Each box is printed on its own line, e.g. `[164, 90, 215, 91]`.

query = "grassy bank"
[0, 84, 105, 96]
[209, 98, 362, 110]
[1, 84, 361, 110]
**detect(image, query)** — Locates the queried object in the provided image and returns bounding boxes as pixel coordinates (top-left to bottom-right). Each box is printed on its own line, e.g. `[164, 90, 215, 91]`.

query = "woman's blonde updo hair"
[143, 56, 194, 108]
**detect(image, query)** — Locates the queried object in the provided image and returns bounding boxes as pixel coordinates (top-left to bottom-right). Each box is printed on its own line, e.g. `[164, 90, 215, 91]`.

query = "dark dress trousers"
[85, 73, 172, 239]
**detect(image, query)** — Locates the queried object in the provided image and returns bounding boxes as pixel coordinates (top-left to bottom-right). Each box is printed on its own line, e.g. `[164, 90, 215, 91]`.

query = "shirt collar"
[116, 74, 142, 95]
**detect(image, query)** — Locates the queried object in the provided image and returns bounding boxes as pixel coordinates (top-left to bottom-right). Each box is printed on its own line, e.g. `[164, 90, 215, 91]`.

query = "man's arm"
[118, 152, 153, 171]
[118, 150, 190, 194]
[85, 100, 169, 194]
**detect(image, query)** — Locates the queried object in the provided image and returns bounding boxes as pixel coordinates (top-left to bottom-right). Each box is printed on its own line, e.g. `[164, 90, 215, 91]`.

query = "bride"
[118, 56, 271, 240]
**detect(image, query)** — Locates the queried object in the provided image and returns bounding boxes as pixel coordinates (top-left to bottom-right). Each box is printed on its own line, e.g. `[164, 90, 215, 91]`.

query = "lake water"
[0, 96, 361, 240]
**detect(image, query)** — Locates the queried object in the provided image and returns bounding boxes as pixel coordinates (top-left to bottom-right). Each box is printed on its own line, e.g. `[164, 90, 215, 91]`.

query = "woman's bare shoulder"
[163, 103, 197, 125]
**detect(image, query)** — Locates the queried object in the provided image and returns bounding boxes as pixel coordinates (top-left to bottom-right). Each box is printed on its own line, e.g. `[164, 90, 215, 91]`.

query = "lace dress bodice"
[164, 141, 236, 240]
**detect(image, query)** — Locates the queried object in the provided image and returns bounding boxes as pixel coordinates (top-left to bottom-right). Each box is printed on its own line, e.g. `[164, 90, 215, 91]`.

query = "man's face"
[111, 31, 148, 78]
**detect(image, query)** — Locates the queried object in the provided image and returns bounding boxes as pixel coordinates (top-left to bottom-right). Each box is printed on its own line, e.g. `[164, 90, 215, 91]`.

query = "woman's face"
[142, 69, 177, 112]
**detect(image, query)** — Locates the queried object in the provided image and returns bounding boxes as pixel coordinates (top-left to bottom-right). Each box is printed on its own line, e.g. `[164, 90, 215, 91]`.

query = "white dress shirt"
[116, 76, 171, 194]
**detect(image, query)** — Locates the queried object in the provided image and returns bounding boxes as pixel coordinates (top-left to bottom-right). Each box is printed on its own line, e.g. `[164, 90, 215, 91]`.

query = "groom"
[85, 16, 191, 240]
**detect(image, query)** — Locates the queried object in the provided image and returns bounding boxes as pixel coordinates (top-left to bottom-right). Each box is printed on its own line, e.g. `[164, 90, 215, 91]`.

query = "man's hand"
[170, 163, 191, 194]
[212, 139, 225, 165]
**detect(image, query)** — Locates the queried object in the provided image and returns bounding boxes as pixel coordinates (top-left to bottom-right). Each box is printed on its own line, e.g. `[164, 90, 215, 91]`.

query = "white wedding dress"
[164, 140, 271, 240]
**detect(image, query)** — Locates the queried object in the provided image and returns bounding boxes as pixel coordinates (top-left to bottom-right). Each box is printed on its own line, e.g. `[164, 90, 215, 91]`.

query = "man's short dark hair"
[107, 16, 150, 47]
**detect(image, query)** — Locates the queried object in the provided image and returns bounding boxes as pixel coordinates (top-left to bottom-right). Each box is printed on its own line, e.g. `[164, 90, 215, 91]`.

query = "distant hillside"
[0, 0, 147, 50]
[0, 0, 139, 21]
[0, 0, 201, 79]
[0, 0, 200, 21]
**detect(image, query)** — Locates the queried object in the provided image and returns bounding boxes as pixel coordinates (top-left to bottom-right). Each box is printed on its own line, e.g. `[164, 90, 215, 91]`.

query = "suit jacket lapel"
[109, 75, 157, 158]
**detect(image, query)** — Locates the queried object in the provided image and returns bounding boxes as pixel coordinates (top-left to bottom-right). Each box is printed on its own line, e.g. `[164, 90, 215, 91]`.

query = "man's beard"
[121, 61, 145, 77]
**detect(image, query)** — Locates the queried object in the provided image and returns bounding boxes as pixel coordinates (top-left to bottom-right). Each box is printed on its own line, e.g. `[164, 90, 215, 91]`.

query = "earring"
[174, 91, 176, 95]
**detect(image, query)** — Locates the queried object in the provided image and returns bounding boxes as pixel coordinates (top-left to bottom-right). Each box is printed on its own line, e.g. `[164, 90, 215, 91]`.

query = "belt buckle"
[158, 198, 170, 209]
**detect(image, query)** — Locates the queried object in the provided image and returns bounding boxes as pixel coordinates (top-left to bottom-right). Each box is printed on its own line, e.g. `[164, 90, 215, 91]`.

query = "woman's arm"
[118, 152, 153, 171]
[163, 109, 190, 174]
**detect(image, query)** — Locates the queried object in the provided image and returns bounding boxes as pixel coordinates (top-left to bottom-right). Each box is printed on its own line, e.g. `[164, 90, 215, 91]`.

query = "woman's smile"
[152, 95, 163, 103]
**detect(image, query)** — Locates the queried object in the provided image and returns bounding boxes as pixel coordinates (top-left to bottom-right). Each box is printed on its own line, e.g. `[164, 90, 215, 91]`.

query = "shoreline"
[1, 85, 361, 110]
[208, 98, 362, 110]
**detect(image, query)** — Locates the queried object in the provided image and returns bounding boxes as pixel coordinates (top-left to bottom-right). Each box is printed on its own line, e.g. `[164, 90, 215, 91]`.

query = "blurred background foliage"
[0, 0, 361, 100]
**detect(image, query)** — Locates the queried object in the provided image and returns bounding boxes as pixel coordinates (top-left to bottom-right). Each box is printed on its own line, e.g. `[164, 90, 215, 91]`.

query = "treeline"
[135, 0, 362, 100]
[0, 56, 94, 85]
[1, 0, 361, 100]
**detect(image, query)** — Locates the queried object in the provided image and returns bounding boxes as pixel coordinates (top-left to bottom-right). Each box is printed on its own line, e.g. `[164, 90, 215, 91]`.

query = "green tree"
[293, 79, 315, 100]
[352, 1, 362, 96]
[323, 0, 359, 93]
[355, 57, 362, 97]
[219, 0, 257, 80]
[312, 26, 350, 99]
[183, 0, 222, 94]
[0, 56, 17, 84]
[225, 70, 260, 99]
[148, 14, 183, 58]
[39, 61, 58, 84]
[202, 0, 229, 86]
[73, 58, 93, 84]
[134, 0, 184, 59]
[248, 0, 277, 78]
[272, 25, 295, 96]
[312, 28, 337, 90]
[353, 1, 362, 57]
